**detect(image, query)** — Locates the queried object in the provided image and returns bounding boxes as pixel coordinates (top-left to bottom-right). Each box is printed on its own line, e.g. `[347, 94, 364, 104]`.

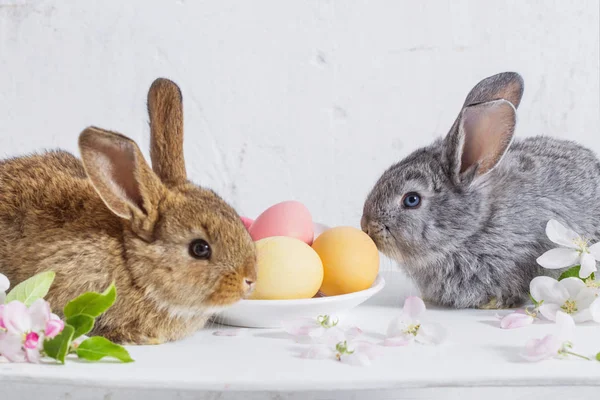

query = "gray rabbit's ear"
[463, 72, 524, 108]
[446, 100, 516, 185]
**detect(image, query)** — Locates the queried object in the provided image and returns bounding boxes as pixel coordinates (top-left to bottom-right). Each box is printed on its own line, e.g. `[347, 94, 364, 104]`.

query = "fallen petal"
[344, 326, 363, 341]
[281, 317, 320, 337]
[536, 248, 580, 270]
[212, 328, 248, 337]
[521, 335, 561, 362]
[500, 312, 534, 329]
[545, 220, 580, 249]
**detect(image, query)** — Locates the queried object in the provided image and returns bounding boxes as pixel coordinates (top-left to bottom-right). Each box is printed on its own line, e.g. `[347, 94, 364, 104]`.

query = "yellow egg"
[311, 226, 379, 296]
[250, 236, 324, 300]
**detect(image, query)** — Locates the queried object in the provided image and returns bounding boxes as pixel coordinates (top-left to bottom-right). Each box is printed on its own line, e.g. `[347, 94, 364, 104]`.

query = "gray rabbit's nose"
[360, 215, 369, 234]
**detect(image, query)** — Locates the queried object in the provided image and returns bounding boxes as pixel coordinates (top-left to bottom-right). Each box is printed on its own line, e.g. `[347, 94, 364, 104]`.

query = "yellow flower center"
[572, 237, 590, 252]
[403, 323, 421, 336]
[561, 299, 578, 314]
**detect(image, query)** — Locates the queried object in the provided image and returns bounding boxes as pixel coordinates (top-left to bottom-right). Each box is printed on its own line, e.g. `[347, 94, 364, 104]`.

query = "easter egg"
[249, 200, 314, 245]
[311, 226, 379, 296]
[240, 216, 254, 231]
[249, 236, 323, 300]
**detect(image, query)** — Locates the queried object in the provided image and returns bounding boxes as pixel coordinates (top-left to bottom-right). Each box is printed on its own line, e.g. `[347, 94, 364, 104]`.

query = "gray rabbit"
[361, 72, 600, 309]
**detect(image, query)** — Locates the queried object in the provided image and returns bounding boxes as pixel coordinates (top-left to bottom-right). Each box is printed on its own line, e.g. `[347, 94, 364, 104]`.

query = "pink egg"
[249, 201, 314, 244]
[240, 216, 254, 231]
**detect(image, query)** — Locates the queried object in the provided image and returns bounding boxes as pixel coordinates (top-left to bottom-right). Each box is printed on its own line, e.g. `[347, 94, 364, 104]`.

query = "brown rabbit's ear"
[462, 72, 524, 108]
[79, 127, 165, 239]
[147, 78, 187, 186]
[446, 100, 516, 185]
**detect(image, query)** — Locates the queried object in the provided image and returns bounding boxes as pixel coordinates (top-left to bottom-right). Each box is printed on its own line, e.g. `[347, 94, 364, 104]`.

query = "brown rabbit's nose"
[244, 279, 255, 292]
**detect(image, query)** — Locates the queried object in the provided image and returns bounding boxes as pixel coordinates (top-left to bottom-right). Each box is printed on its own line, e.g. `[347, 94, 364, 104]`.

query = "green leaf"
[559, 265, 582, 281]
[558, 265, 595, 282]
[5, 271, 55, 306]
[597, 352, 600, 362]
[76, 337, 134, 363]
[43, 324, 75, 364]
[66, 314, 95, 339]
[64, 282, 116, 319]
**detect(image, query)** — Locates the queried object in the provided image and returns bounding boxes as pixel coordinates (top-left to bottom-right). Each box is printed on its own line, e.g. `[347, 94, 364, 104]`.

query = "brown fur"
[0, 79, 256, 345]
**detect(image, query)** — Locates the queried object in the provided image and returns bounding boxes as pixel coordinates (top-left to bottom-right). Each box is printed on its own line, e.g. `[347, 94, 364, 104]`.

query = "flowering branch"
[0, 272, 133, 364]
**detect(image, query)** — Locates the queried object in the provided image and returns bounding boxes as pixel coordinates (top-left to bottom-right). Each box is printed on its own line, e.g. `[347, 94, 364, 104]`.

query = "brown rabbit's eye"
[189, 239, 212, 260]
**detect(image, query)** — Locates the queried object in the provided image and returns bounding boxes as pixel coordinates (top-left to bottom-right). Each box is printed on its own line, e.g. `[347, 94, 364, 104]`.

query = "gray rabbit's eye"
[402, 192, 421, 209]
[189, 239, 212, 260]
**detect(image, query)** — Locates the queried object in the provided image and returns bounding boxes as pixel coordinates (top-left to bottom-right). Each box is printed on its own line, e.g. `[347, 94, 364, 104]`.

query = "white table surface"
[2, 271, 600, 400]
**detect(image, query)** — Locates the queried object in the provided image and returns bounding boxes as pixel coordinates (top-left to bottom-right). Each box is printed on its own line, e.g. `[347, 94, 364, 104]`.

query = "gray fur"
[362, 72, 600, 309]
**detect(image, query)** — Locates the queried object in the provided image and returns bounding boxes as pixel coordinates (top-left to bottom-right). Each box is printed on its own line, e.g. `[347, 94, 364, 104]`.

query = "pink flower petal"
[25, 346, 41, 364]
[318, 327, 346, 345]
[521, 334, 561, 362]
[212, 328, 248, 337]
[353, 341, 383, 358]
[0, 332, 26, 363]
[0, 304, 5, 329]
[45, 318, 65, 339]
[2, 301, 31, 334]
[24, 332, 40, 350]
[281, 317, 320, 337]
[500, 312, 534, 329]
[28, 299, 51, 332]
[402, 296, 426, 320]
[344, 326, 363, 341]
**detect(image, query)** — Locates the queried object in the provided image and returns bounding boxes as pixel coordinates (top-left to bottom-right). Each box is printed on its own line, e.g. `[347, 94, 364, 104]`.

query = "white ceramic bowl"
[215, 275, 385, 328]
[214, 220, 384, 328]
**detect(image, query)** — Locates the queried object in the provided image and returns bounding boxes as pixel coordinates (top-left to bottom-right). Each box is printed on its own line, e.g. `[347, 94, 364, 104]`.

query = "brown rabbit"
[0, 78, 257, 345]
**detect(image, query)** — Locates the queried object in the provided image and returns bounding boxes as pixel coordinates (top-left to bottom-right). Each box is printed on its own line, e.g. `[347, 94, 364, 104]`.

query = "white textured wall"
[1, 0, 598, 229]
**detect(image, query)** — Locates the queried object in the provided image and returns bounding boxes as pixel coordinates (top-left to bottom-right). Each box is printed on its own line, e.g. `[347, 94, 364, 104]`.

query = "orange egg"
[311, 226, 379, 296]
